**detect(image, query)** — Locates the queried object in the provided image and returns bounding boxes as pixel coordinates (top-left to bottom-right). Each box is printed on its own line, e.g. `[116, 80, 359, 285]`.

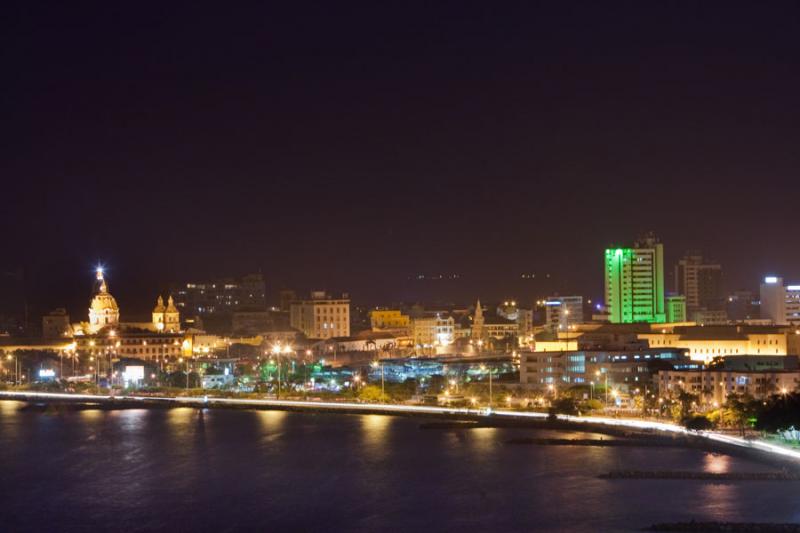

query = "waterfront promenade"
[2, 390, 800, 467]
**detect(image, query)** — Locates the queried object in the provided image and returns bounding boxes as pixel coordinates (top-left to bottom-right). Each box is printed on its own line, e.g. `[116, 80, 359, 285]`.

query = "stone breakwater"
[506, 437, 681, 447]
[647, 522, 800, 532]
[603, 470, 800, 480]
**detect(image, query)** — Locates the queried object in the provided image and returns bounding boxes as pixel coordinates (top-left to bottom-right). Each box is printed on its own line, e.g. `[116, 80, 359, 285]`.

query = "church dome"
[88, 268, 120, 332]
[153, 295, 166, 313]
[91, 291, 119, 313]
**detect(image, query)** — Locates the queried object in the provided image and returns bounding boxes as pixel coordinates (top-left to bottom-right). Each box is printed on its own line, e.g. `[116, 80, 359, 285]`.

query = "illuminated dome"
[88, 268, 120, 332]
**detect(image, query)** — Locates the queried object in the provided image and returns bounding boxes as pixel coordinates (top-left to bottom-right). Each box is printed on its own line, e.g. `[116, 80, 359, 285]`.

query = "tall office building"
[544, 296, 583, 331]
[760, 276, 800, 325]
[674, 253, 723, 315]
[604, 234, 665, 324]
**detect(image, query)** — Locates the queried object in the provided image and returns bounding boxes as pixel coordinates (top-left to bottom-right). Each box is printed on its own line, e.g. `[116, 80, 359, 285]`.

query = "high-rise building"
[760, 276, 800, 325]
[289, 291, 350, 339]
[726, 290, 759, 321]
[544, 296, 583, 331]
[173, 274, 266, 315]
[604, 234, 665, 324]
[674, 253, 723, 314]
[665, 295, 687, 323]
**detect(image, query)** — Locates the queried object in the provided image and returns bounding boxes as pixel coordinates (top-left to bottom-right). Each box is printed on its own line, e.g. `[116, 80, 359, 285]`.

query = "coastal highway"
[2, 390, 800, 465]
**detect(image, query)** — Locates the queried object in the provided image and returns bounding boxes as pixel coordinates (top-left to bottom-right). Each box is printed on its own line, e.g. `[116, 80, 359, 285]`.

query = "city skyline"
[3, 3, 800, 315]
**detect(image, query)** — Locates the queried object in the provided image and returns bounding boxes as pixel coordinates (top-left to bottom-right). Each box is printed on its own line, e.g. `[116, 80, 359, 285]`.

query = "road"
[2, 390, 799, 464]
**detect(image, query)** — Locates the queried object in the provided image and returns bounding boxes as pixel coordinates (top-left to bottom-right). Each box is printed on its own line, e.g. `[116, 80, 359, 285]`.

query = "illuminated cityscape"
[3, 3, 800, 532]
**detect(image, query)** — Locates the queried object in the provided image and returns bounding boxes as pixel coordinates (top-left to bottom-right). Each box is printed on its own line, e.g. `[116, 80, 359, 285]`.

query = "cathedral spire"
[96, 267, 108, 294]
[472, 299, 484, 340]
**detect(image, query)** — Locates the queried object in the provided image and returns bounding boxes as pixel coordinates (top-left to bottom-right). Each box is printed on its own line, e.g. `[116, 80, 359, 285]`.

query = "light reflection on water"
[704, 452, 731, 473]
[360, 414, 391, 459]
[258, 409, 288, 431]
[79, 408, 103, 421]
[468, 427, 499, 454]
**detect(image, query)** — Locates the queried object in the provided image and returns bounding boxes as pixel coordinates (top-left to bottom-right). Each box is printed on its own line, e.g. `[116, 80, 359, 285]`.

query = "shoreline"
[3, 391, 800, 471]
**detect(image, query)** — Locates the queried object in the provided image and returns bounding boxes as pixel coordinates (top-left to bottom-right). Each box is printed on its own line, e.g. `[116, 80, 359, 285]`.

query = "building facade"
[369, 309, 410, 331]
[173, 273, 266, 315]
[760, 276, 800, 326]
[640, 325, 788, 362]
[151, 296, 180, 332]
[520, 348, 688, 391]
[411, 314, 455, 347]
[42, 308, 70, 339]
[665, 295, 687, 323]
[674, 253, 723, 316]
[656, 368, 800, 405]
[289, 291, 350, 339]
[604, 234, 665, 324]
[545, 296, 583, 331]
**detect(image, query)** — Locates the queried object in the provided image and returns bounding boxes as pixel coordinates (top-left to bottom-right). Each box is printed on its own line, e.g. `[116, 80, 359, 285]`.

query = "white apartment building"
[411, 314, 455, 347]
[760, 276, 800, 325]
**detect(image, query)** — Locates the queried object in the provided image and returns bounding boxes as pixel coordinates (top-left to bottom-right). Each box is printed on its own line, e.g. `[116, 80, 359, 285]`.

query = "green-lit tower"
[604, 233, 665, 324]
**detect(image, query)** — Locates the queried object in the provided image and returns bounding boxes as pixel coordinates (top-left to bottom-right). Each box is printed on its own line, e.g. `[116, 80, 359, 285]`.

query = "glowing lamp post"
[480, 364, 493, 407]
[596, 369, 609, 407]
[371, 360, 385, 403]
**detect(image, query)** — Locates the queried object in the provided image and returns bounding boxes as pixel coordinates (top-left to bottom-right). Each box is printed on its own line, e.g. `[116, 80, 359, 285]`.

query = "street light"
[596, 369, 609, 406]
[479, 364, 493, 407]
[6, 354, 17, 386]
[371, 360, 385, 403]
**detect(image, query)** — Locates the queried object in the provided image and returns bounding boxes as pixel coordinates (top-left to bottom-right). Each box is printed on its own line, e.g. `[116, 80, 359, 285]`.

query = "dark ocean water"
[1, 401, 798, 532]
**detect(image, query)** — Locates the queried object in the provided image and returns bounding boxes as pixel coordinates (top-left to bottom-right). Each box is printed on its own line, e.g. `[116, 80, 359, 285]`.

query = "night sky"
[3, 2, 800, 318]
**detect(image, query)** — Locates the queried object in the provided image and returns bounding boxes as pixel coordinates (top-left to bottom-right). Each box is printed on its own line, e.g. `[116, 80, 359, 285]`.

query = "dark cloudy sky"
[2, 2, 800, 317]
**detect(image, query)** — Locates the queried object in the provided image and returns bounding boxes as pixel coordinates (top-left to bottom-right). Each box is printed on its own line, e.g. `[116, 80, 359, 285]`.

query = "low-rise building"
[369, 309, 410, 331]
[42, 308, 71, 339]
[411, 314, 455, 347]
[520, 348, 688, 391]
[640, 325, 788, 362]
[656, 367, 800, 405]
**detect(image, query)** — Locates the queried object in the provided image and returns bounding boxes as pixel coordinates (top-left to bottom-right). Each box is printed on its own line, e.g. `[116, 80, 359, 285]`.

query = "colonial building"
[152, 296, 181, 332]
[472, 299, 519, 341]
[369, 309, 410, 331]
[640, 325, 788, 362]
[411, 313, 455, 347]
[71, 268, 189, 363]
